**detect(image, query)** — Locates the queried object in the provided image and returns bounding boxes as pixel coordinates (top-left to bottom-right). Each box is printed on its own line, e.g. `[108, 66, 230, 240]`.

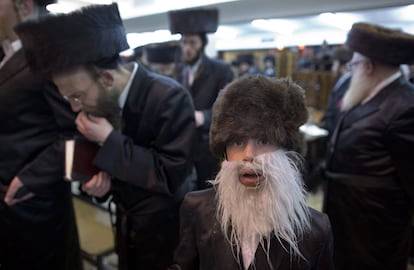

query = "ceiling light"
[251, 19, 300, 35]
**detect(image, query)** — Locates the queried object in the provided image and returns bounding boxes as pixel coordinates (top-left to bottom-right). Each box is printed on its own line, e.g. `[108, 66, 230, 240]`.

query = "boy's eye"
[257, 139, 269, 145]
[230, 139, 244, 147]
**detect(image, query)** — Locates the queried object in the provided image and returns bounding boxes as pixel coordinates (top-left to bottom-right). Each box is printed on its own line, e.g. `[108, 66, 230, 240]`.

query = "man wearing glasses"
[16, 3, 196, 270]
[324, 22, 414, 270]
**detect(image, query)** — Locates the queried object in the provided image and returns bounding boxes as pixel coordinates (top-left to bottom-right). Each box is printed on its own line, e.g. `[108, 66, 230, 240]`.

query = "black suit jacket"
[170, 188, 334, 270]
[93, 64, 196, 210]
[0, 49, 81, 270]
[325, 75, 414, 269]
[0, 49, 75, 197]
[177, 55, 233, 145]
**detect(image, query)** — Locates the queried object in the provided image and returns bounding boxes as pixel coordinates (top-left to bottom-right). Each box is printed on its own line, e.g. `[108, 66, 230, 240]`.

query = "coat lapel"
[121, 64, 153, 137]
[340, 78, 400, 130]
[190, 55, 212, 96]
[0, 50, 27, 86]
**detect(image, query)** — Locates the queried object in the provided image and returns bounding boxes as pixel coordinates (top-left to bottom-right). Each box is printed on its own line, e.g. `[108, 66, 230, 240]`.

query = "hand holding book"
[65, 137, 100, 182]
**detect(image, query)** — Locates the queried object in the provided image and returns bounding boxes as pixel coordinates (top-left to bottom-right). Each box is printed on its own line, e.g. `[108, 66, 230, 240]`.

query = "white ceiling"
[51, 0, 414, 50]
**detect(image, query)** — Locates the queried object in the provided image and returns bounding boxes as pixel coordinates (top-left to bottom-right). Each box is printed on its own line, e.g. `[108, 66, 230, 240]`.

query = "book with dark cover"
[65, 137, 100, 182]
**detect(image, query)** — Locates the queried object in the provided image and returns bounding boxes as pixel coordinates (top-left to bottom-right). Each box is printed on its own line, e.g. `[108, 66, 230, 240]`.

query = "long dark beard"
[184, 48, 202, 66]
[209, 150, 311, 267]
[87, 84, 122, 130]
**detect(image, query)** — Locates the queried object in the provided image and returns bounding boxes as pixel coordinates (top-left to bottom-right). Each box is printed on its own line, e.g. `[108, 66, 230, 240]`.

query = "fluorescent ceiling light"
[318, 12, 361, 31]
[215, 26, 240, 40]
[121, 0, 240, 19]
[251, 19, 300, 35]
[126, 31, 181, 48]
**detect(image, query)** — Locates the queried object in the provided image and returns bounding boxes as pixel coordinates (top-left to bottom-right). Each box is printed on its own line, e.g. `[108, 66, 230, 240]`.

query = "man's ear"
[364, 60, 375, 75]
[98, 69, 115, 87]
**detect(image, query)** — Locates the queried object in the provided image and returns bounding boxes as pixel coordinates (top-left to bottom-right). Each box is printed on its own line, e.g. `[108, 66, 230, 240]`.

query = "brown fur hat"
[168, 8, 218, 34]
[346, 22, 414, 65]
[15, 3, 129, 77]
[210, 75, 308, 157]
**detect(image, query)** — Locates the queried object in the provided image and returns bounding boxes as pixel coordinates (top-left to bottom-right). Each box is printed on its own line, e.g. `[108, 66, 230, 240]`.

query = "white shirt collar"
[11, 39, 22, 53]
[118, 62, 138, 110]
[362, 71, 401, 104]
[188, 56, 202, 74]
[0, 40, 22, 67]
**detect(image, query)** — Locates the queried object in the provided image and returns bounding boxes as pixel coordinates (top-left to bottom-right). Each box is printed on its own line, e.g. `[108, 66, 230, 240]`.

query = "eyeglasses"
[346, 60, 366, 71]
[63, 93, 84, 105]
[62, 80, 95, 105]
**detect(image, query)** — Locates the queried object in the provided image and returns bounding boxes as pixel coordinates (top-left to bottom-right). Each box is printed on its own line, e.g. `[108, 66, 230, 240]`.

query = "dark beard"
[87, 84, 122, 130]
[185, 49, 202, 66]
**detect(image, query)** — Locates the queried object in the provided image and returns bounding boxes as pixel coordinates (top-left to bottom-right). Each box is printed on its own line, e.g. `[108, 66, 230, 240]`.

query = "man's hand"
[82, 171, 111, 198]
[4, 176, 34, 206]
[76, 111, 113, 144]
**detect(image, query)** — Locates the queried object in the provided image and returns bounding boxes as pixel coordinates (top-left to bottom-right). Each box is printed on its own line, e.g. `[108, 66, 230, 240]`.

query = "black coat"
[325, 76, 414, 270]
[0, 50, 82, 270]
[177, 55, 234, 188]
[170, 188, 334, 270]
[93, 64, 196, 270]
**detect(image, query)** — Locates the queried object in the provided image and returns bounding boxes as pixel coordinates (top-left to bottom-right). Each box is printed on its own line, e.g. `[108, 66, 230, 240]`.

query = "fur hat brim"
[346, 22, 414, 65]
[34, 0, 56, 5]
[210, 76, 308, 157]
[15, 3, 129, 76]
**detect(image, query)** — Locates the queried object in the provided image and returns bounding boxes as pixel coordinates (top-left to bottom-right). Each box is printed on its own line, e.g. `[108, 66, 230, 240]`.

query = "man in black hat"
[324, 22, 414, 270]
[236, 53, 258, 77]
[144, 40, 180, 78]
[320, 46, 353, 136]
[16, 3, 196, 270]
[0, 0, 83, 269]
[168, 8, 234, 190]
[169, 75, 334, 270]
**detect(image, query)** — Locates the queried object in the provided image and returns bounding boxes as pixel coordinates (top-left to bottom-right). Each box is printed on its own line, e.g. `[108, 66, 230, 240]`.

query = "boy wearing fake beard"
[169, 75, 334, 270]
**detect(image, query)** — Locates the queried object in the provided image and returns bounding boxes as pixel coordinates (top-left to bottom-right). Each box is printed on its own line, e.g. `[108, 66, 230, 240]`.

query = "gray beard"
[209, 150, 311, 267]
[341, 73, 375, 112]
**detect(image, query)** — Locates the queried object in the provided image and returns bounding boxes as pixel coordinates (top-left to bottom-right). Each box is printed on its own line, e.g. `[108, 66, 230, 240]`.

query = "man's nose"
[242, 141, 256, 162]
[70, 102, 82, 112]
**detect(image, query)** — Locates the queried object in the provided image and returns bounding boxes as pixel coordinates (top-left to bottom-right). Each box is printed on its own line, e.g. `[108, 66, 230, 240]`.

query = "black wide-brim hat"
[168, 8, 219, 34]
[237, 54, 254, 65]
[34, 0, 56, 5]
[346, 22, 414, 65]
[15, 3, 129, 76]
[210, 76, 308, 157]
[145, 41, 179, 64]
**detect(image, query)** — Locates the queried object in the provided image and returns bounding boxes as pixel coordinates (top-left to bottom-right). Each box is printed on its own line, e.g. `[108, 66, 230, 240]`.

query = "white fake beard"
[209, 150, 311, 266]
[341, 70, 375, 112]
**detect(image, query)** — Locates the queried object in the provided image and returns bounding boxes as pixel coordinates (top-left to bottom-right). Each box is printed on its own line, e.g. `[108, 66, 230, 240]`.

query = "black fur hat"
[237, 54, 254, 65]
[145, 41, 179, 64]
[34, 0, 56, 5]
[168, 8, 219, 34]
[332, 47, 352, 65]
[15, 3, 129, 76]
[210, 75, 308, 157]
[346, 22, 414, 65]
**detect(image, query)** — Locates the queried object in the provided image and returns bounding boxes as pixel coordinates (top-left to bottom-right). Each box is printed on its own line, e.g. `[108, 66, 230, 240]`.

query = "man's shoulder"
[182, 188, 215, 208]
[306, 207, 331, 237]
[204, 55, 231, 70]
